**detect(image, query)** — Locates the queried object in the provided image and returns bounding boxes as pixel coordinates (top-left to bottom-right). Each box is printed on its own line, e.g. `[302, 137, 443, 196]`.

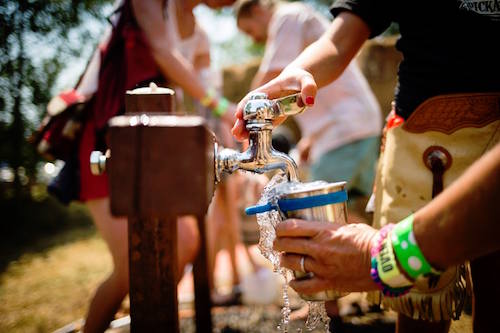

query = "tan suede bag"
[369, 92, 500, 321]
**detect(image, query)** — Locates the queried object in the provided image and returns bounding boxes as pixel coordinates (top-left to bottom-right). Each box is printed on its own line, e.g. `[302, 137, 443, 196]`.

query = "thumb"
[299, 72, 317, 106]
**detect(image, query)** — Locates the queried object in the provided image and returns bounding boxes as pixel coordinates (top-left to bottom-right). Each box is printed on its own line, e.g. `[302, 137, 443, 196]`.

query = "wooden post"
[193, 214, 213, 332]
[107, 111, 215, 333]
[128, 216, 179, 332]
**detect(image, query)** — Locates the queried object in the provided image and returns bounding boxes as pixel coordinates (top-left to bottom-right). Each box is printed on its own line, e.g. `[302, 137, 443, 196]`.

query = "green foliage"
[0, 0, 112, 196]
[0, 184, 93, 260]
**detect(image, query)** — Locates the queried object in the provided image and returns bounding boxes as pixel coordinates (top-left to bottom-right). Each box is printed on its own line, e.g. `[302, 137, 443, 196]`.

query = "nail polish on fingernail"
[306, 96, 315, 105]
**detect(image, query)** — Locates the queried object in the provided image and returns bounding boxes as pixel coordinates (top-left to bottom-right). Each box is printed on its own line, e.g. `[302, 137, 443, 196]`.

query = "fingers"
[298, 72, 317, 107]
[274, 237, 319, 257]
[289, 276, 333, 295]
[231, 118, 248, 141]
[221, 105, 236, 128]
[232, 92, 253, 141]
[280, 253, 323, 275]
[231, 68, 317, 141]
[234, 103, 244, 120]
[288, 272, 378, 294]
[275, 219, 342, 238]
[277, 68, 317, 106]
[258, 75, 300, 100]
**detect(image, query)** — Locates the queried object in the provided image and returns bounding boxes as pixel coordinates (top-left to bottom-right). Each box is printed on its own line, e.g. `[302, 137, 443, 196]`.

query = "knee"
[106, 265, 129, 298]
[112, 258, 129, 294]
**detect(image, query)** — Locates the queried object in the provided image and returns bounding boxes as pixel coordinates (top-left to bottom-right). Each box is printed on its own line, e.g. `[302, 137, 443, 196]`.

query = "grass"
[0, 226, 111, 333]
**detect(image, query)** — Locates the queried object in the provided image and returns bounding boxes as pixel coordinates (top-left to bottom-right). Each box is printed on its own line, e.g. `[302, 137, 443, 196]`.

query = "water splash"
[255, 173, 331, 333]
[306, 301, 331, 332]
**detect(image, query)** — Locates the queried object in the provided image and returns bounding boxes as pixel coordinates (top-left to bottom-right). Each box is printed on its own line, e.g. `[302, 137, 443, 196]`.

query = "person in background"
[74, 0, 236, 332]
[171, 0, 272, 305]
[232, 0, 500, 332]
[235, 0, 382, 223]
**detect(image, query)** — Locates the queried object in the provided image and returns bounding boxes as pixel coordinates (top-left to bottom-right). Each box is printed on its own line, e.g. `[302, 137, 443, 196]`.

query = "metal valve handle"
[243, 92, 306, 123]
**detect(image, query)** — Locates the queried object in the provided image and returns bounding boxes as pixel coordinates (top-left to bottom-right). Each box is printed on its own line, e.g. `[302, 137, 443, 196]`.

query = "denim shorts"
[309, 136, 380, 198]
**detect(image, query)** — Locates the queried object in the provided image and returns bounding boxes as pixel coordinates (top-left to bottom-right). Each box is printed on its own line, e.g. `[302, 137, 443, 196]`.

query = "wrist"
[377, 233, 414, 287]
[412, 212, 447, 272]
[212, 97, 229, 117]
[370, 224, 413, 297]
[200, 90, 217, 109]
[392, 214, 443, 279]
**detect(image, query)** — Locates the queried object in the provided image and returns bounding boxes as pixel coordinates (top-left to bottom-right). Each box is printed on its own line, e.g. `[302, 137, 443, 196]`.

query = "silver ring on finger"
[300, 255, 308, 274]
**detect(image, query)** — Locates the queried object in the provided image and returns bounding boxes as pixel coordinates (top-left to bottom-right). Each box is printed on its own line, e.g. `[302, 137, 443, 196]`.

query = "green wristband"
[391, 214, 439, 279]
[377, 233, 414, 287]
[213, 97, 229, 117]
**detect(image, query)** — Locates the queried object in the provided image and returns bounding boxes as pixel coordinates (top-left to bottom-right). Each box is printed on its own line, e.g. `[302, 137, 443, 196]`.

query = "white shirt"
[166, 0, 223, 104]
[259, 3, 382, 163]
[167, 0, 210, 64]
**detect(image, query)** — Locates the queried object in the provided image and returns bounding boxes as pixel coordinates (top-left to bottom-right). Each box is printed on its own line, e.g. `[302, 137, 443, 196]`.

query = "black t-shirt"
[331, 0, 500, 119]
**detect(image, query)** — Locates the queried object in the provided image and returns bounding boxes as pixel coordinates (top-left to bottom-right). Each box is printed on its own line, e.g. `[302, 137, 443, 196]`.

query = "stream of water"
[255, 173, 331, 333]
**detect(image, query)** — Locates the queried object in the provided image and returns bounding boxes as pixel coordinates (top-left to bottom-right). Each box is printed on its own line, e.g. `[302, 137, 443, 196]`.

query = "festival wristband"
[371, 224, 394, 257]
[391, 214, 442, 280]
[371, 257, 412, 297]
[370, 224, 413, 297]
[377, 233, 414, 288]
[213, 97, 229, 117]
[201, 91, 215, 108]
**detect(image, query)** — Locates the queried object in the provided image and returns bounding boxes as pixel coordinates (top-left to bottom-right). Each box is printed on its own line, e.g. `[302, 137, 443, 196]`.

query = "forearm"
[414, 143, 500, 270]
[194, 53, 210, 73]
[286, 12, 370, 89]
[251, 70, 282, 90]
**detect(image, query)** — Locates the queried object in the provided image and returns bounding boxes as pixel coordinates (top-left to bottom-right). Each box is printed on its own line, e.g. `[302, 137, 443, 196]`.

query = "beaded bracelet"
[370, 224, 394, 258]
[212, 97, 229, 117]
[201, 91, 216, 108]
[377, 234, 414, 288]
[370, 257, 412, 297]
[391, 214, 442, 280]
[370, 224, 413, 297]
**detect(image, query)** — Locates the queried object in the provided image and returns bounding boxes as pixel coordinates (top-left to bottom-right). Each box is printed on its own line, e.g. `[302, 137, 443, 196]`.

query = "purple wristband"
[370, 224, 412, 297]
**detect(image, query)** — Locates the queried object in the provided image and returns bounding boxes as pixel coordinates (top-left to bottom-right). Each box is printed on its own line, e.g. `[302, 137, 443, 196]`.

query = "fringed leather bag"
[369, 92, 500, 321]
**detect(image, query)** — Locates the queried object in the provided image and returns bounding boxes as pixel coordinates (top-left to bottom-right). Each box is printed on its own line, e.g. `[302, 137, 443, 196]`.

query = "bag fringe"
[367, 264, 470, 322]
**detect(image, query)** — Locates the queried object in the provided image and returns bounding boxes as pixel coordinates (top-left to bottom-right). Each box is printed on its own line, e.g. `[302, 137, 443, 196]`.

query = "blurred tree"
[0, 0, 111, 197]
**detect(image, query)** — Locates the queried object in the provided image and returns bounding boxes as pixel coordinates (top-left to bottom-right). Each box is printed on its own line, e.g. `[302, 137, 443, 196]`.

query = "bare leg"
[177, 215, 201, 282]
[220, 175, 242, 286]
[243, 244, 262, 273]
[205, 177, 247, 306]
[83, 198, 129, 333]
[205, 186, 225, 290]
[239, 173, 268, 273]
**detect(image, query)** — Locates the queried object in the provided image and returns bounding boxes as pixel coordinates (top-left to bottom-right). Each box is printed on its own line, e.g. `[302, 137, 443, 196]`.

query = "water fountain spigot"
[215, 92, 306, 183]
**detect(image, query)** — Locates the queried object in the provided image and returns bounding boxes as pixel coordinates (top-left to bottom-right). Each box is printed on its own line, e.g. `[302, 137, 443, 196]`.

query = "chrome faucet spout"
[215, 132, 298, 182]
[215, 92, 303, 183]
[216, 125, 300, 185]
